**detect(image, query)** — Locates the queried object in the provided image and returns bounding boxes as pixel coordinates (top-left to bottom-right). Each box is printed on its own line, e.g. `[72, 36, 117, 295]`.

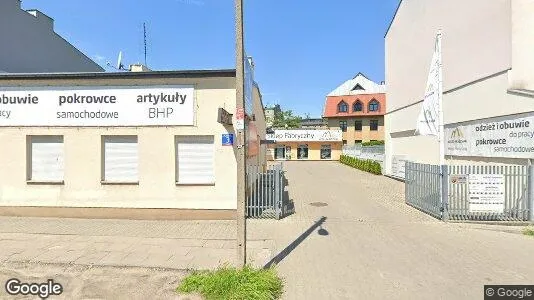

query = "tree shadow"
[264, 216, 328, 269]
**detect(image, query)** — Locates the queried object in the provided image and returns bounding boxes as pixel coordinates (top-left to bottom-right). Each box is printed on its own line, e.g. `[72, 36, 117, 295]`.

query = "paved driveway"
[255, 161, 534, 300]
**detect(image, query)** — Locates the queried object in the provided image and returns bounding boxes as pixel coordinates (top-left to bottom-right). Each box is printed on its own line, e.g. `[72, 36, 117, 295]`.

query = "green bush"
[177, 265, 283, 300]
[361, 140, 385, 146]
[339, 155, 382, 175]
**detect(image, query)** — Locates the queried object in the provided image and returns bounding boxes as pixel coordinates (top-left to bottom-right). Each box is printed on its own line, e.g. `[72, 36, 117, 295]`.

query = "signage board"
[0, 86, 194, 126]
[266, 130, 342, 142]
[244, 56, 254, 116]
[222, 134, 234, 146]
[445, 112, 534, 159]
[217, 108, 232, 125]
[235, 108, 245, 130]
[468, 174, 505, 213]
[450, 175, 467, 184]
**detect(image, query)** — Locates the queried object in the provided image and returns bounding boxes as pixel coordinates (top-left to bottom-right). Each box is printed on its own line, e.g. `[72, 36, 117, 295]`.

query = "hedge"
[339, 155, 382, 175]
[361, 140, 385, 146]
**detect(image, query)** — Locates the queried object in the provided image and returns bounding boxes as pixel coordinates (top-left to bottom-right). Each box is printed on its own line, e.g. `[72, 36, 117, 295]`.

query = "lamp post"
[235, 0, 246, 267]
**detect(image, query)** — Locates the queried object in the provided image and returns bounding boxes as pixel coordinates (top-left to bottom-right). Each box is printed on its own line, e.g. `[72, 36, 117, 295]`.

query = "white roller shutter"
[30, 136, 64, 181]
[103, 136, 138, 182]
[176, 136, 215, 184]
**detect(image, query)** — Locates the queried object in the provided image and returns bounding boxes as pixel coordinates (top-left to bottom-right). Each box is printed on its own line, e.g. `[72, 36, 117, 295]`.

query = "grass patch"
[523, 228, 534, 237]
[177, 265, 283, 300]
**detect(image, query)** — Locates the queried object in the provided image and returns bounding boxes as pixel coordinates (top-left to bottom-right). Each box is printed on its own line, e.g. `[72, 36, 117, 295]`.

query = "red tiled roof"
[323, 93, 386, 118]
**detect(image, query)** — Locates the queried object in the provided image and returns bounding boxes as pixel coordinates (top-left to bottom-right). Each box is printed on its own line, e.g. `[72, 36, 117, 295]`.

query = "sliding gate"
[246, 163, 285, 219]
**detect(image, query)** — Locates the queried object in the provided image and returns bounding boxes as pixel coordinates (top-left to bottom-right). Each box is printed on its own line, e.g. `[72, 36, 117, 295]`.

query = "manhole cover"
[309, 202, 328, 207]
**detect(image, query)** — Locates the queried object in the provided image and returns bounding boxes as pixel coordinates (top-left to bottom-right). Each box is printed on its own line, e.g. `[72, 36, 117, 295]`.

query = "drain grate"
[309, 202, 328, 207]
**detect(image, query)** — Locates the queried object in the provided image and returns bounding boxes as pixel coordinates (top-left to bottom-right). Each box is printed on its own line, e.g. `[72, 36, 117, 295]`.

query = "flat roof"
[0, 69, 237, 80]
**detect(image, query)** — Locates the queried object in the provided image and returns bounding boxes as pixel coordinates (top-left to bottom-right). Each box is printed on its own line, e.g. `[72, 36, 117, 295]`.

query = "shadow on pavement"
[263, 216, 328, 269]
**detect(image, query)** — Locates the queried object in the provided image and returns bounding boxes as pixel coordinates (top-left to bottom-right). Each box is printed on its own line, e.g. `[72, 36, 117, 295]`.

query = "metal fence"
[405, 161, 534, 222]
[342, 145, 385, 169]
[246, 163, 285, 219]
[405, 162, 444, 219]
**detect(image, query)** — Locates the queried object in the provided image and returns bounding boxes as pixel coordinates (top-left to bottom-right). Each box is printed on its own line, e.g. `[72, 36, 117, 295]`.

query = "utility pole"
[235, 0, 247, 267]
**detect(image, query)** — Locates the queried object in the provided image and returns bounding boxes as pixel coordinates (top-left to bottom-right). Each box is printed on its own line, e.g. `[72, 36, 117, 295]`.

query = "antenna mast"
[143, 22, 148, 67]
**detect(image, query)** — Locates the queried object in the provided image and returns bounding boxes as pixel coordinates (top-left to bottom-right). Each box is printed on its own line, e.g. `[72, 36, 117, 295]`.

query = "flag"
[415, 32, 442, 136]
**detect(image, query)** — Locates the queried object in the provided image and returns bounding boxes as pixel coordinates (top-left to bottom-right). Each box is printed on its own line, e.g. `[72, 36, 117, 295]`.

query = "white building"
[385, 0, 534, 177]
[0, 0, 103, 73]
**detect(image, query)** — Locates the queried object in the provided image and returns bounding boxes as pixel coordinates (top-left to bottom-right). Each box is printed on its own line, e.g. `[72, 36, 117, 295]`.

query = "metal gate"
[246, 163, 285, 219]
[405, 162, 444, 219]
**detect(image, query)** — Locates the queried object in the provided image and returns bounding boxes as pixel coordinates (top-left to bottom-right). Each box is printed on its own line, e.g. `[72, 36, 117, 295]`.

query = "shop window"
[342, 140, 347, 145]
[370, 120, 379, 131]
[369, 100, 380, 112]
[285, 146, 292, 160]
[320, 145, 331, 160]
[355, 140, 362, 145]
[354, 120, 362, 131]
[353, 100, 363, 112]
[339, 120, 347, 132]
[338, 101, 348, 113]
[27, 136, 64, 183]
[275, 146, 286, 160]
[176, 136, 215, 184]
[102, 136, 139, 183]
[297, 145, 309, 159]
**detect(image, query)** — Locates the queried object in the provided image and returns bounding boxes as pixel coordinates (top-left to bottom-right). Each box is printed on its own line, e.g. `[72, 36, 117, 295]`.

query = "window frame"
[368, 100, 380, 112]
[175, 135, 216, 185]
[26, 135, 65, 185]
[353, 100, 363, 112]
[354, 120, 363, 131]
[370, 120, 379, 131]
[320, 144, 332, 160]
[337, 101, 348, 113]
[339, 120, 348, 132]
[101, 135, 139, 185]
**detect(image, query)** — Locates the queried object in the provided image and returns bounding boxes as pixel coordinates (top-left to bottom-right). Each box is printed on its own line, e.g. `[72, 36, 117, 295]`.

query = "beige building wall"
[0, 75, 241, 211]
[268, 142, 342, 161]
[327, 117, 385, 145]
[510, 0, 534, 91]
[385, 0, 534, 174]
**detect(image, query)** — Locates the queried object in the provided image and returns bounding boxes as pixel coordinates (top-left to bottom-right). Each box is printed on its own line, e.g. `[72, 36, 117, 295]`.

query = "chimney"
[26, 10, 54, 30]
[129, 64, 152, 72]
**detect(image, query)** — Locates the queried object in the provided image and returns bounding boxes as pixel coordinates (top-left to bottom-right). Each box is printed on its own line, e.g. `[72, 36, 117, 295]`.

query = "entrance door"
[275, 146, 285, 160]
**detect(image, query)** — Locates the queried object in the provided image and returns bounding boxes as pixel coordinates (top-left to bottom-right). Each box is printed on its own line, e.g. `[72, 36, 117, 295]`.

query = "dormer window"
[353, 100, 363, 112]
[368, 99, 380, 112]
[352, 84, 364, 91]
[338, 101, 348, 113]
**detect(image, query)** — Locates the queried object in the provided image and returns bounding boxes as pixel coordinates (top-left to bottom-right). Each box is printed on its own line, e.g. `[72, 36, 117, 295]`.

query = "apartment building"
[323, 73, 386, 146]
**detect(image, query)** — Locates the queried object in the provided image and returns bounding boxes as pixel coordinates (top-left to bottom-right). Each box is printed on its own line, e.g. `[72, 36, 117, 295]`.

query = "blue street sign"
[222, 134, 234, 146]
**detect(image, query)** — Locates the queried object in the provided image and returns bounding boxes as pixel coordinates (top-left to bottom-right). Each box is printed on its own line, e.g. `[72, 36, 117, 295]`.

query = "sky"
[23, 0, 400, 117]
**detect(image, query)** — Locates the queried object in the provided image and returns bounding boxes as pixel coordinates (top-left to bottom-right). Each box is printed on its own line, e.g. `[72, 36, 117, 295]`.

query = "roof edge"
[384, 0, 404, 38]
[0, 69, 237, 80]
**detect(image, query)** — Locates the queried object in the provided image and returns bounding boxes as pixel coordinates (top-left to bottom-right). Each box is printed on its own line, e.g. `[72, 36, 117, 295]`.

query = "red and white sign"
[235, 108, 245, 130]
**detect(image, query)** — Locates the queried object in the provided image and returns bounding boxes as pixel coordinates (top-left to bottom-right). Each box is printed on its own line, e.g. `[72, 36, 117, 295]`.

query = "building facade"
[0, 0, 103, 73]
[266, 129, 342, 161]
[0, 70, 266, 219]
[323, 73, 386, 146]
[384, 0, 534, 177]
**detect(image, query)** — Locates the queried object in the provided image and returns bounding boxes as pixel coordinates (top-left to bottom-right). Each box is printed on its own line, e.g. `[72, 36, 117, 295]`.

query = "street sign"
[217, 108, 233, 125]
[222, 134, 234, 146]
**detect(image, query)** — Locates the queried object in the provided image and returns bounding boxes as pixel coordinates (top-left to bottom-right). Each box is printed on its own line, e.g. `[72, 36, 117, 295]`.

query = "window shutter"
[103, 136, 138, 182]
[31, 136, 64, 181]
[176, 136, 215, 184]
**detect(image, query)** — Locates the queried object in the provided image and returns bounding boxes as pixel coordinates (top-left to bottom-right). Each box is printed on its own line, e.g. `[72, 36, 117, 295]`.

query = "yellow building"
[0, 69, 266, 220]
[266, 129, 343, 161]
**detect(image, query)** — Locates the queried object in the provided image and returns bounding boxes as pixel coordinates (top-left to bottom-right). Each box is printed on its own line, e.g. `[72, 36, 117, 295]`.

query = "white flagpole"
[437, 30, 445, 166]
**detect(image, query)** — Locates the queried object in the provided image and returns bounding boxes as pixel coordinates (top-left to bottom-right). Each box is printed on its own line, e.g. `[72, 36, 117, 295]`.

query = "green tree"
[272, 109, 302, 128]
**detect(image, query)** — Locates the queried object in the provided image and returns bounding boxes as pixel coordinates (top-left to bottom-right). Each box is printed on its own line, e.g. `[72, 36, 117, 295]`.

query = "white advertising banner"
[266, 130, 342, 142]
[445, 113, 534, 159]
[415, 32, 442, 136]
[468, 174, 505, 213]
[0, 85, 195, 126]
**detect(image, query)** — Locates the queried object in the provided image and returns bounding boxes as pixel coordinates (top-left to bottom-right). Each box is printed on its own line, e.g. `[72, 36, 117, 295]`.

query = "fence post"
[529, 164, 534, 222]
[441, 164, 449, 222]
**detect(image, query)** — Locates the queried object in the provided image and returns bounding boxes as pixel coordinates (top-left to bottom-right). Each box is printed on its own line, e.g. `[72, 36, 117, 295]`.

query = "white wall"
[385, 0, 534, 173]
[509, 0, 534, 91]
[0, 0, 103, 73]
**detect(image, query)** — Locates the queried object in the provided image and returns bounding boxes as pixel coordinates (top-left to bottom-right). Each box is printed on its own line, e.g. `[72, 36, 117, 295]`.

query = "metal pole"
[441, 164, 449, 222]
[235, 0, 246, 267]
[528, 164, 534, 222]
